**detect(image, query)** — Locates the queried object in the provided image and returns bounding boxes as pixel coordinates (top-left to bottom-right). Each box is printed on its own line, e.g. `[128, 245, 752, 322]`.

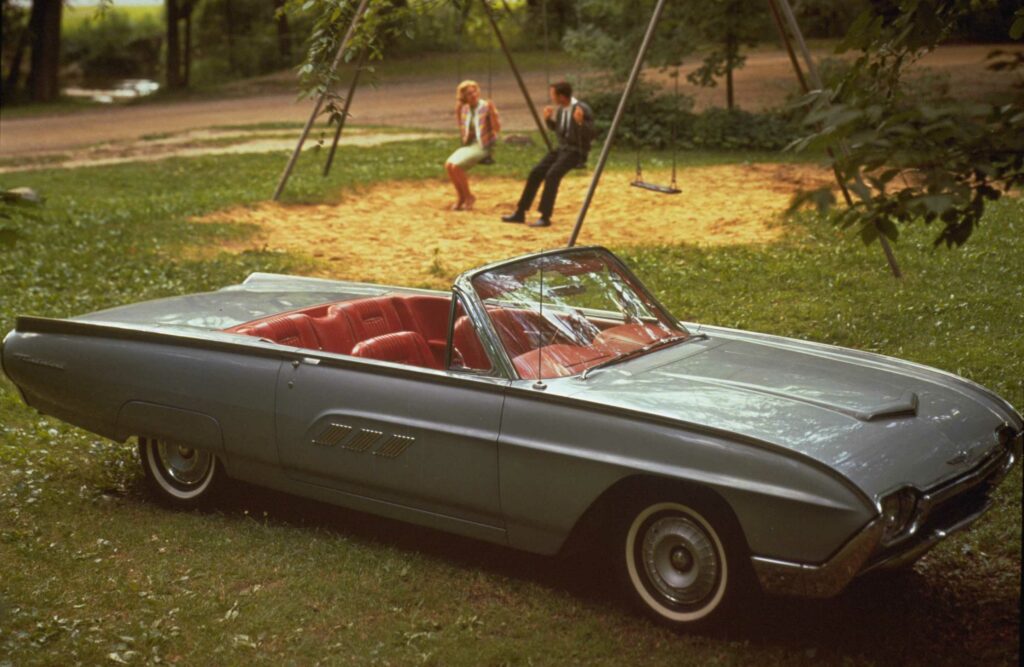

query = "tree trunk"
[3, 22, 31, 98]
[273, 0, 292, 64]
[225, 0, 237, 73]
[166, 0, 183, 90]
[27, 0, 62, 103]
[182, 2, 193, 87]
[725, 30, 736, 110]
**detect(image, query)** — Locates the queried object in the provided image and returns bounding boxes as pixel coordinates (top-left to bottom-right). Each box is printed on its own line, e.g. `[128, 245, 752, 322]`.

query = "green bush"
[586, 82, 800, 152]
[61, 10, 163, 85]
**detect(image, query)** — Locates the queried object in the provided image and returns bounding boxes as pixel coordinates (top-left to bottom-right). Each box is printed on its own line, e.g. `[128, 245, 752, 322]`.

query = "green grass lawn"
[0, 140, 1021, 665]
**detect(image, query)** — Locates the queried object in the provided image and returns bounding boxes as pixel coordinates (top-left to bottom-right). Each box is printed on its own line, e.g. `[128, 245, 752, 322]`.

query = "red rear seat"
[234, 313, 322, 349]
[228, 295, 453, 370]
[351, 332, 440, 369]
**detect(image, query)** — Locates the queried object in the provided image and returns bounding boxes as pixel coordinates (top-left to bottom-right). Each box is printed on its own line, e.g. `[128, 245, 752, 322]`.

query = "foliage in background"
[586, 83, 801, 151]
[680, 0, 766, 111]
[791, 0, 1024, 249]
[62, 9, 164, 86]
[564, 0, 763, 110]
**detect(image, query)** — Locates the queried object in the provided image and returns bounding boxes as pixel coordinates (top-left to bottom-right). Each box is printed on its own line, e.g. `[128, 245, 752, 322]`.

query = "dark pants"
[516, 149, 581, 219]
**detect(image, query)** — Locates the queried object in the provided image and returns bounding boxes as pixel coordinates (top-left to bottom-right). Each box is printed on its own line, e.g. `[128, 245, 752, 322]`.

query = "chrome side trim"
[751, 518, 884, 598]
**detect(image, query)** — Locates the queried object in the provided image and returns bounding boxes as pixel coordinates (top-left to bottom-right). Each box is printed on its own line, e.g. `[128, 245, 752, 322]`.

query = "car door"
[274, 356, 508, 531]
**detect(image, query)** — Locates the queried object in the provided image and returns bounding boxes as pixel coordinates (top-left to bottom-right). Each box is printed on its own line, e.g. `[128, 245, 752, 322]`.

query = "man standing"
[502, 81, 595, 228]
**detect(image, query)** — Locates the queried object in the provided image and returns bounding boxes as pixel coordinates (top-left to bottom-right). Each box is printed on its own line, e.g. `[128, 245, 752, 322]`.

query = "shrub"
[61, 10, 163, 86]
[586, 80, 800, 152]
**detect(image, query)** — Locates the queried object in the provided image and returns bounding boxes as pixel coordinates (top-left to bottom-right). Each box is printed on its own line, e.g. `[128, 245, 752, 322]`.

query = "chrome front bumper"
[752, 429, 1021, 598]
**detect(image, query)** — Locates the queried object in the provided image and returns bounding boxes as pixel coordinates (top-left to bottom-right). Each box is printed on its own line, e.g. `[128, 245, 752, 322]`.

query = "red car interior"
[226, 294, 456, 370]
[512, 343, 615, 379]
[351, 331, 440, 369]
[227, 295, 676, 376]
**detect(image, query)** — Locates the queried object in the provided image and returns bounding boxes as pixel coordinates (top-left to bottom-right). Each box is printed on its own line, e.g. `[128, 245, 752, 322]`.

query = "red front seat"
[351, 332, 440, 370]
[338, 297, 405, 340]
[452, 316, 491, 370]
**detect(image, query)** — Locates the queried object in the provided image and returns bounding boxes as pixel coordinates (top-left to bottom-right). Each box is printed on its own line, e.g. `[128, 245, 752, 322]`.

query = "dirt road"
[1, 45, 1013, 160]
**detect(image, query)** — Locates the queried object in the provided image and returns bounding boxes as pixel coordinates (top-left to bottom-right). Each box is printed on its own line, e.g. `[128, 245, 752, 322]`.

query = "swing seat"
[631, 180, 681, 195]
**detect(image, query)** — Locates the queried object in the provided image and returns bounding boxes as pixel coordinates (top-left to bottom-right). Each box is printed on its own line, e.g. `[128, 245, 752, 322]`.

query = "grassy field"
[62, 5, 163, 32]
[0, 139, 1021, 665]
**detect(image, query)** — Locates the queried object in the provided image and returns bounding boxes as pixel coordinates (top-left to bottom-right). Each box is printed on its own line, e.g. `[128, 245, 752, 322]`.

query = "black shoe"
[501, 212, 525, 224]
[528, 217, 551, 228]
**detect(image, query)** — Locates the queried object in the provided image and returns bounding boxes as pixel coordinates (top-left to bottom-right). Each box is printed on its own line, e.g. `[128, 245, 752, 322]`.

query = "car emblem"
[945, 449, 970, 465]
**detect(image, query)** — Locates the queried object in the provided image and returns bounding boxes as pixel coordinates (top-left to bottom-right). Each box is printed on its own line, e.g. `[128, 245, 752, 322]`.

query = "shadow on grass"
[127, 475, 1020, 665]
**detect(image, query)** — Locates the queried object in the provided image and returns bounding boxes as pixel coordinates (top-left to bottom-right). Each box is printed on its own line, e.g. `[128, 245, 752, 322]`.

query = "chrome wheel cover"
[641, 516, 719, 606]
[156, 442, 213, 487]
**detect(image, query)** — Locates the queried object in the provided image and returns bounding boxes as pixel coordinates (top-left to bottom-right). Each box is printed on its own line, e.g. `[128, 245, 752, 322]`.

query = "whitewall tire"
[139, 437, 224, 508]
[621, 500, 736, 626]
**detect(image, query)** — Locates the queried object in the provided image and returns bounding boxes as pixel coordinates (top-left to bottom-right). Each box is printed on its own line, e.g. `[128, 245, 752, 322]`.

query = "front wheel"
[620, 500, 740, 627]
[139, 437, 224, 509]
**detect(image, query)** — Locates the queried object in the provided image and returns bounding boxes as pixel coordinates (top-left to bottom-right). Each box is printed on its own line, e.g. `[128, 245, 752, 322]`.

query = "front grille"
[918, 478, 993, 535]
[865, 446, 1010, 570]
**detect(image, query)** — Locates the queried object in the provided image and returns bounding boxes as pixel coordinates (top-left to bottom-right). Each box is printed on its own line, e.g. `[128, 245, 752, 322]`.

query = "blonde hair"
[456, 80, 480, 105]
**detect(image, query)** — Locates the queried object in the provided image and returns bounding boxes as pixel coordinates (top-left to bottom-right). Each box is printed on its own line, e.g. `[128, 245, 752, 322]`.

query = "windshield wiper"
[581, 333, 706, 381]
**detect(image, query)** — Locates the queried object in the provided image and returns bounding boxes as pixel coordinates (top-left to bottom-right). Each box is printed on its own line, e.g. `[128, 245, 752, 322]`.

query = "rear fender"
[116, 401, 224, 453]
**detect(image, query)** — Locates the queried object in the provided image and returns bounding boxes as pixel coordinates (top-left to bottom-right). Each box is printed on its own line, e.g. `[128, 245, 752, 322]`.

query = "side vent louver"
[343, 429, 383, 453]
[312, 423, 354, 447]
[374, 435, 416, 459]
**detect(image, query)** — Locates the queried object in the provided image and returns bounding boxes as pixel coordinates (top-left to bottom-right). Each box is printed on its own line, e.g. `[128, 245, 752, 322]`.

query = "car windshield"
[470, 249, 689, 379]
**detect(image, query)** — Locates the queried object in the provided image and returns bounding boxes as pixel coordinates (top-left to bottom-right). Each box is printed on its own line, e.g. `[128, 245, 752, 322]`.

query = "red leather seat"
[488, 308, 543, 358]
[593, 323, 671, 355]
[512, 344, 612, 379]
[234, 313, 322, 349]
[311, 306, 359, 354]
[452, 316, 491, 371]
[337, 297, 405, 340]
[351, 331, 440, 369]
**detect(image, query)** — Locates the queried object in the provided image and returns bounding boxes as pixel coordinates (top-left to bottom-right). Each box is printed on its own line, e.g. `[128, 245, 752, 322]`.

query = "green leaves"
[788, 0, 1024, 258]
[1010, 8, 1024, 40]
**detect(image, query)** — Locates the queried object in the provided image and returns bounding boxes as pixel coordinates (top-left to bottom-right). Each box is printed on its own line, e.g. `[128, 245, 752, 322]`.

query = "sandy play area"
[196, 162, 835, 287]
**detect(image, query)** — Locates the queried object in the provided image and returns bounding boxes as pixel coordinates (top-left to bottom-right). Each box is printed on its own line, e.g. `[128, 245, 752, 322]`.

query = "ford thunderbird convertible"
[2, 246, 1021, 626]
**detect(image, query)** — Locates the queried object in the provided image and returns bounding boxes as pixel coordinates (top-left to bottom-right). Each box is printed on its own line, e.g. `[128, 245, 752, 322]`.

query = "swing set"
[275, 0, 559, 198]
[272, 0, 901, 277]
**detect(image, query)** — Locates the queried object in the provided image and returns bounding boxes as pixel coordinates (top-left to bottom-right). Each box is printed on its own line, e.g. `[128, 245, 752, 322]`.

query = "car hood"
[558, 327, 1022, 500]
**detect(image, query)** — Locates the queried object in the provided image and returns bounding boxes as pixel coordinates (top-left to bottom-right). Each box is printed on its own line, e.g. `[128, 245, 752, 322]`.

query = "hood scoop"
[657, 374, 919, 423]
[855, 390, 919, 421]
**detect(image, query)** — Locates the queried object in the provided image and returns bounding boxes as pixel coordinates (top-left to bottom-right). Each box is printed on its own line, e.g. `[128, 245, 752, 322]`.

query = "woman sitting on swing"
[445, 80, 501, 211]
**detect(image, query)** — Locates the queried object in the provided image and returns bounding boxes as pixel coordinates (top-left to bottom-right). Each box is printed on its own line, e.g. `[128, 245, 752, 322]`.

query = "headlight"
[880, 487, 918, 545]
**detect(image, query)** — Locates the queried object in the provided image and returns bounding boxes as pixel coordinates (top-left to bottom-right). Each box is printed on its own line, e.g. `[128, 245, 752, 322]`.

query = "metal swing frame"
[567, 0, 902, 277]
[274, 0, 554, 197]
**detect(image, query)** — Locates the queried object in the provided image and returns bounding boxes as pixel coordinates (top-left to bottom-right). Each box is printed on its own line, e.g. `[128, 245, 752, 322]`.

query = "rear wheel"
[139, 437, 224, 508]
[619, 499, 742, 627]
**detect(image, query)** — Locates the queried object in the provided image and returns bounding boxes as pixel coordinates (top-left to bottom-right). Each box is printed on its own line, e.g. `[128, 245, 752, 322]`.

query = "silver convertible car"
[2, 246, 1021, 627]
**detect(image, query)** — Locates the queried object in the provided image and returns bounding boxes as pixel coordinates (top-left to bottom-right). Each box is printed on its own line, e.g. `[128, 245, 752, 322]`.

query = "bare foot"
[451, 200, 465, 211]
[463, 194, 476, 211]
